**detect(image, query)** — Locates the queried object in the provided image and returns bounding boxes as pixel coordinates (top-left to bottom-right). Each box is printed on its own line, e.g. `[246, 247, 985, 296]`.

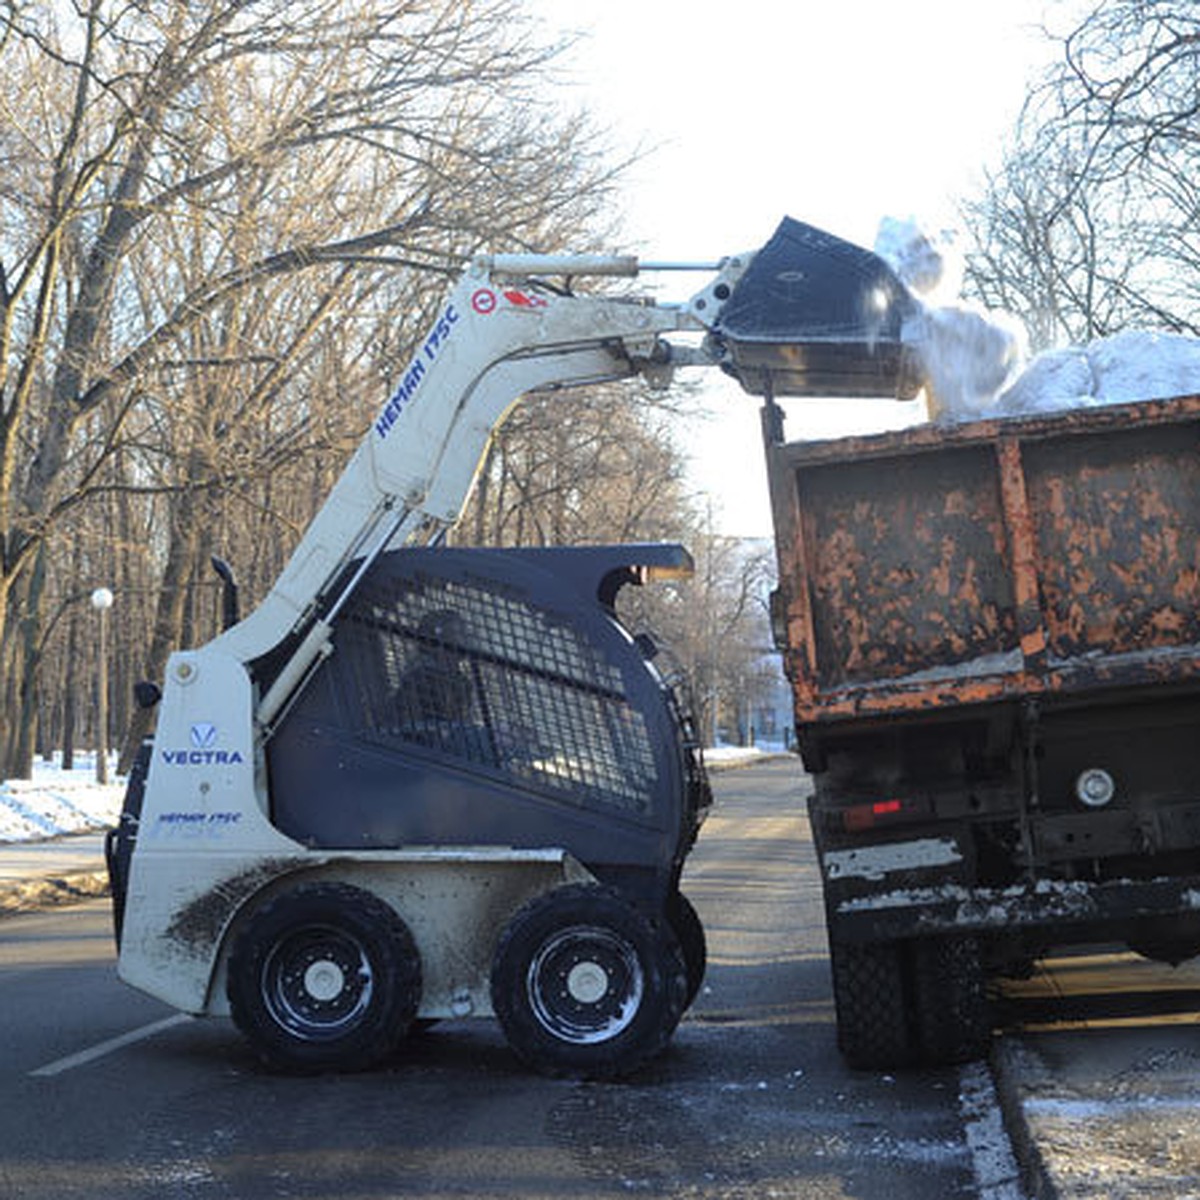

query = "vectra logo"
[161, 721, 244, 766]
[191, 722, 216, 749]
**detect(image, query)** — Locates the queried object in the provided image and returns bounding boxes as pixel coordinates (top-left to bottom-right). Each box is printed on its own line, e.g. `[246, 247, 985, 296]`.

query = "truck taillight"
[842, 798, 904, 832]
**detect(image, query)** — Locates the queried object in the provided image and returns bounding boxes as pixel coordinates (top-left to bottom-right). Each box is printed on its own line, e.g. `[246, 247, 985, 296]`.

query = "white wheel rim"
[304, 959, 347, 1002]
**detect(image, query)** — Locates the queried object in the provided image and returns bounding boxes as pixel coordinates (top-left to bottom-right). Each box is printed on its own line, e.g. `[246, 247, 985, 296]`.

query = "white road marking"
[958, 1061, 1029, 1199]
[29, 1013, 193, 1077]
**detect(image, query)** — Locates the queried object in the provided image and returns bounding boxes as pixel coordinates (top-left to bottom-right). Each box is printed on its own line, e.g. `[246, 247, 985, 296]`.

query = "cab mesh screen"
[334, 570, 658, 814]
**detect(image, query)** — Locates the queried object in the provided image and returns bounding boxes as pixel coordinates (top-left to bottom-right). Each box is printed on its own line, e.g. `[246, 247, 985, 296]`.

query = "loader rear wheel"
[491, 885, 687, 1079]
[666, 890, 706, 1009]
[829, 937, 916, 1071]
[227, 882, 421, 1073]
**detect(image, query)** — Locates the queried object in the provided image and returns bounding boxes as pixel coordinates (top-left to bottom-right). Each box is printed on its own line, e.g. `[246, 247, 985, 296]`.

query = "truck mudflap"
[831, 874, 1200, 944]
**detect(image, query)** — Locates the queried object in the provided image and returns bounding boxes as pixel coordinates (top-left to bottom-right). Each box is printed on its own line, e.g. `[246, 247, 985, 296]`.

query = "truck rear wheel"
[491, 884, 687, 1079]
[911, 935, 990, 1066]
[227, 882, 421, 1073]
[829, 938, 915, 1070]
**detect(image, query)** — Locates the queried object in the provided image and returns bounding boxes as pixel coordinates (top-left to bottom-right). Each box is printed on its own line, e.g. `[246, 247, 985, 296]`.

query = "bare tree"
[962, 1, 1200, 351]
[459, 385, 694, 548]
[0, 0, 627, 775]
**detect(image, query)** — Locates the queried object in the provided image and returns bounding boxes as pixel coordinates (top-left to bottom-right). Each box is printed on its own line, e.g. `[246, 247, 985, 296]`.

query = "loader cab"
[262, 543, 710, 906]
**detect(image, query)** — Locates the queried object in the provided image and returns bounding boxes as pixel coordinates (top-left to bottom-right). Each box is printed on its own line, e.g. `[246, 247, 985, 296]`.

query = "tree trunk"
[8, 545, 49, 779]
[116, 487, 202, 775]
[61, 605, 78, 771]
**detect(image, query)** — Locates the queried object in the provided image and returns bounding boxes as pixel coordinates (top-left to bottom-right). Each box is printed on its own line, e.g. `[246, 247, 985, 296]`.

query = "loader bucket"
[713, 217, 926, 400]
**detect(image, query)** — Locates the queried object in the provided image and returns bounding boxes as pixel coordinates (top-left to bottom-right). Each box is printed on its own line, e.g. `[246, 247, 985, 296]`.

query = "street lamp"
[91, 587, 114, 784]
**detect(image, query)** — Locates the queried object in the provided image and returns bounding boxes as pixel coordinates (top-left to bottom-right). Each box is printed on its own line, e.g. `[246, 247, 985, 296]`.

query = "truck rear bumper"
[831, 874, 1200, 944]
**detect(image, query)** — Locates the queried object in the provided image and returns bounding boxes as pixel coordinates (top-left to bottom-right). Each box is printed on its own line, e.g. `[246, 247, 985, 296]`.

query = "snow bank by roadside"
[703, 743, 791, 772]
[0, 759, 123, 844]
[704, 744, 770, 764]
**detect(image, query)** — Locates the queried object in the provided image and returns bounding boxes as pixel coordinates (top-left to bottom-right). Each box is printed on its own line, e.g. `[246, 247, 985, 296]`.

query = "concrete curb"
[990, 1038, 1059, 1200]
[0, 869, 110, 916]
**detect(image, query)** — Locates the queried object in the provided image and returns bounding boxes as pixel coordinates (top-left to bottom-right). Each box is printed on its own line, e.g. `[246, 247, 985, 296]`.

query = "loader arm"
[157, 216, 923, 745]
[209, 254, 736, 733]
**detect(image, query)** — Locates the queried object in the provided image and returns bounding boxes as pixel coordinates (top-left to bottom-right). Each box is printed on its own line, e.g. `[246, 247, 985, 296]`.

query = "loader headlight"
[1074, 767, 1116, 809]
[641, 545, 694, 582]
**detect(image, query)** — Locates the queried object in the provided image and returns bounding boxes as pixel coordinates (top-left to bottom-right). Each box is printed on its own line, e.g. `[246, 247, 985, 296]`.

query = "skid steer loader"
[106, 217, 925, 1078]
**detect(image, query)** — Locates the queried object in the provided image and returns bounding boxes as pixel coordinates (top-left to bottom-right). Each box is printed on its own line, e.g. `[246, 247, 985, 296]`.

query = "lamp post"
[91, 587, 114, 784]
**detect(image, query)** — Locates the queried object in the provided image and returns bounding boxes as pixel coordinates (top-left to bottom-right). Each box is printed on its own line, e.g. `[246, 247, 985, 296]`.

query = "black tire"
[1127, 914, 1200, 965]
[227, 882, 421, 1073]
[1128, 936, 1200, 966]
[490, 884, 688, 1079]
[666, 890, 707, 1009]
[829, 937, 916, 1071]
[911, 935, 991, 1066]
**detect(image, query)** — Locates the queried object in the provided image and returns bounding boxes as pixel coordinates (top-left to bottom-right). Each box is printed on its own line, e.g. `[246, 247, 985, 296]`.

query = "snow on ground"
[0, 757, 123, 844]
[702, 743, 776, 765]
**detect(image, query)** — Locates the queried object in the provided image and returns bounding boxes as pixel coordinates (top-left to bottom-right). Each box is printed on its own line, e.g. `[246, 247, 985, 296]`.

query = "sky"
[534, 0, 1079, 536]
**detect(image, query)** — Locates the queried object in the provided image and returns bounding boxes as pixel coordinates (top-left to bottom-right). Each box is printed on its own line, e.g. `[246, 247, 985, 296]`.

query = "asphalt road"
[0, 757, 1009, 1199]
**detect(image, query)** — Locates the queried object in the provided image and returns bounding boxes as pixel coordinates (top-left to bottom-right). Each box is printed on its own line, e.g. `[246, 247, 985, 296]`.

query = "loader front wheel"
[228, 882, 421, 1073]
[491, 885, 687, 1079]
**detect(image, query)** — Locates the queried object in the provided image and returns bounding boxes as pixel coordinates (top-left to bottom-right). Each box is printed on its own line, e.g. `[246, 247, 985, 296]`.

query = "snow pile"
[875, 215, 1200, 423]
[0, 759, 123, 843]
[996, 328, 1200, 416]
[916, 306, 1028, 420]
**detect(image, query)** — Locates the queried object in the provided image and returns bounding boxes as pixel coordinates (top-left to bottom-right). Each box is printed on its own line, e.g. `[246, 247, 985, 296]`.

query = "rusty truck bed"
[766, 393, 1200, 723]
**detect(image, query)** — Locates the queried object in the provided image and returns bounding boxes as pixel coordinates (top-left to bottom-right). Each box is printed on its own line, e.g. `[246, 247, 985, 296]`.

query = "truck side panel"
[796, 442, 1016, 689]
[769, 394, 1200, 721]
[1026, 420, 1200, 661]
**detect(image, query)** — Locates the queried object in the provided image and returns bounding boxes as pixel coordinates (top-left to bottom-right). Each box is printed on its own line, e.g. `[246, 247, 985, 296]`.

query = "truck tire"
[227, 882, 421, 1073]
[911, 935, 990, 1066]
[491, 884, 687, 1079]
[666, 890, 706, 1009]
[829, 938, 915, 1070]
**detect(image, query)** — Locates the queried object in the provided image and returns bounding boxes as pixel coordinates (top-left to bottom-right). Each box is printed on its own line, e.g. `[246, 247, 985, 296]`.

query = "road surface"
[0, 758, 1014, 1198]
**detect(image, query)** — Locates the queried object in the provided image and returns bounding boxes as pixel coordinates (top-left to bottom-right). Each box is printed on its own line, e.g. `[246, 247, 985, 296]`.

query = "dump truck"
[764, 389, 1200, 1069]
[108, 217, 924, 1079]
